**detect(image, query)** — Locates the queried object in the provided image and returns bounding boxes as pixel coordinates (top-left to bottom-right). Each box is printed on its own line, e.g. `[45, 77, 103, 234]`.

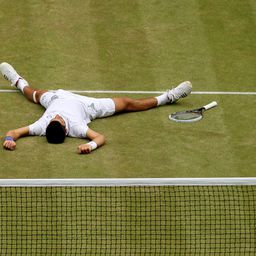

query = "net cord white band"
[0, 178, 255, 187]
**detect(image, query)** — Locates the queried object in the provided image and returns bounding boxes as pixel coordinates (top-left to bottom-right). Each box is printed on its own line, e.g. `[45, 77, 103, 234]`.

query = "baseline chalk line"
[0, 89, 255, 95]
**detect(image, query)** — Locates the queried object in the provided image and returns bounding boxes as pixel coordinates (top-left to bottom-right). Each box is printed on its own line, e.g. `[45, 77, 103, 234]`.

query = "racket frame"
[169, 101, 217, 123]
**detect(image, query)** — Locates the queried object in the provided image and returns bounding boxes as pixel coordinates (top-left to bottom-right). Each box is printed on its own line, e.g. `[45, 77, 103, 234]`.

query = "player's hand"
[3, 140, 16, 151]
[77, 143, 92, 154]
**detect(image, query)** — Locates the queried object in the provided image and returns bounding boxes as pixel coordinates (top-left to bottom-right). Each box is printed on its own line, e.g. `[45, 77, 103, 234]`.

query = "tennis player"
[1, 62, 192, 154]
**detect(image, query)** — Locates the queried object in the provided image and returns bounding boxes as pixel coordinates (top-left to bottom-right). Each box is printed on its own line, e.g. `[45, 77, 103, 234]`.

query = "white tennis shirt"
[28, 90, 115, 138]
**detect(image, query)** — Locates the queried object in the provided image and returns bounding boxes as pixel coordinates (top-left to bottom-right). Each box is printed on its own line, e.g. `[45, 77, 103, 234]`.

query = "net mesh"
[0, 185, 255, 255]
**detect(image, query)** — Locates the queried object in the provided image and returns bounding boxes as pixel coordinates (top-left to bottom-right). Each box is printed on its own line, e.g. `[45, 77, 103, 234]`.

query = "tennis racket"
[169, 101, 218, 123]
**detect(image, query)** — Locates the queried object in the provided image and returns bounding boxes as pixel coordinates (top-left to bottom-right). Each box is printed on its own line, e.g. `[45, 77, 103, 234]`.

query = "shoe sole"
[167, 81, 192, 102]
[0, 62, 20, 86]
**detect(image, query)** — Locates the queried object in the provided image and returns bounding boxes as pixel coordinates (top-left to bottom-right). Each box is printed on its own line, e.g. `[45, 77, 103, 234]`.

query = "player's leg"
[113, 81, 192, 113]
[22, 87, 48, 104]
[0, 62, 47, 104]
[113, 97, 158, 112]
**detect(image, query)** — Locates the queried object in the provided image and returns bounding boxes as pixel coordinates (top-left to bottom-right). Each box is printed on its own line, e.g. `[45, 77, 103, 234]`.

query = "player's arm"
[77, 128, 105, 154]
[3, 126, 30, 151]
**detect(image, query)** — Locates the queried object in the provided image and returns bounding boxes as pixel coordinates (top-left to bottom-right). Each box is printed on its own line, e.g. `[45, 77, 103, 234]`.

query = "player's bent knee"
[36, 90, 47, 103]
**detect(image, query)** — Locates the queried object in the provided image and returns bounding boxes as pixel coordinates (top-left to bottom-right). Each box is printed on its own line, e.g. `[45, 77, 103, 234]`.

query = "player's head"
[46, 115, 66, 144]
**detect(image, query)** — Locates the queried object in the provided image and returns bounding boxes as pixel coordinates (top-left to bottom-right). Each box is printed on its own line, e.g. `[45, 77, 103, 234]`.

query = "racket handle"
[203, 101, 218, 110]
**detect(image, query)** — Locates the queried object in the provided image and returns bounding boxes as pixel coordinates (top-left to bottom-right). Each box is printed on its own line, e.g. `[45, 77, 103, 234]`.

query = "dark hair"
[46, 121, 66, 144]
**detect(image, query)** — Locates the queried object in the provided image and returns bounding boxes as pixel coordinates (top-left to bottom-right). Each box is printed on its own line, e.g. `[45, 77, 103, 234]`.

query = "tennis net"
[0, 178, 255, 255]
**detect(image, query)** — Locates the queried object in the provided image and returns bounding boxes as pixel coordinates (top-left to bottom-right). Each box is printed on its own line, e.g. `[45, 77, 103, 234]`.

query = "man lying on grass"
[1, 62, 192, 154]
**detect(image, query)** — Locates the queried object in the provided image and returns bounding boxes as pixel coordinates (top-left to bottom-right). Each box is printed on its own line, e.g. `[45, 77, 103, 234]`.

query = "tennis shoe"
[0, 62, 28, 87]
[167, 81, 192, 103]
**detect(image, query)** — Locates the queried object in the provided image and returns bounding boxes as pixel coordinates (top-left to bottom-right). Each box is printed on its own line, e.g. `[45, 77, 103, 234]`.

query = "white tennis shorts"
[39, 89, 116, 120]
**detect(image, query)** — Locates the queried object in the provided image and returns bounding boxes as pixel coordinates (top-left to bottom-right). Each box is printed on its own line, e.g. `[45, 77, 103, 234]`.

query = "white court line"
[0, 89, 255, 95]
[71, 90, 256, 95]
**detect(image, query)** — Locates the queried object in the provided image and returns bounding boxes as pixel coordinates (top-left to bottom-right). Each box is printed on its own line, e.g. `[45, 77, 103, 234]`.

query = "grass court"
[0, 0, 255, 178]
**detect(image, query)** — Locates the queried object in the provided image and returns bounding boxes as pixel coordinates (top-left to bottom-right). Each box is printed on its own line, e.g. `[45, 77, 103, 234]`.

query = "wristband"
[4, 136, 14, 141]
[87, 141, 97, 151]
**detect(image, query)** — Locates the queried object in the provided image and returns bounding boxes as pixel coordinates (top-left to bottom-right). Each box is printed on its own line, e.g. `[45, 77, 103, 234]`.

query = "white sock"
[16, 78, 29, 93]
[155, 93, 169, 106]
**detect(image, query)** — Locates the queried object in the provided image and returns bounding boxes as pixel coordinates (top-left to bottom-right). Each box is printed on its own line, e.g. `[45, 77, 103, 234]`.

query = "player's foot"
[0, 62, 28, 88]
[167, 81, 192, 103]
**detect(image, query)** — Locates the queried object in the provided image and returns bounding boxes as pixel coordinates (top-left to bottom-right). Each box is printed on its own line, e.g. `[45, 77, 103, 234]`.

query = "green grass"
[0, 0, 255, 178]
[0, 93, 255, 178]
